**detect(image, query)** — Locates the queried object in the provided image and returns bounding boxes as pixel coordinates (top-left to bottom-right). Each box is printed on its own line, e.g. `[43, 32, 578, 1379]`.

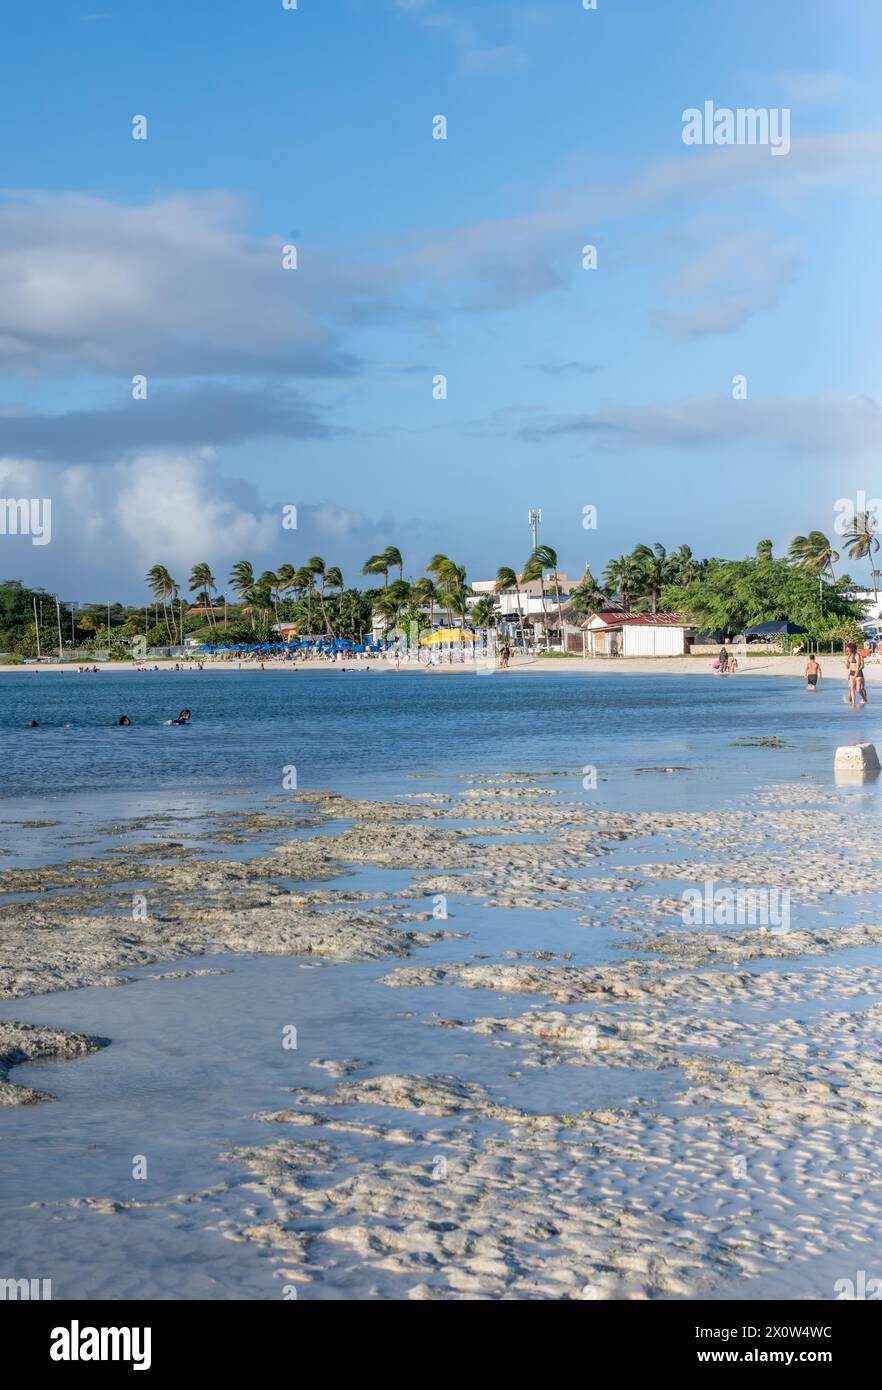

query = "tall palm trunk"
[553, 568, 565, 648]
[514, 579, 525, 647]
[538, 577, 550, 649]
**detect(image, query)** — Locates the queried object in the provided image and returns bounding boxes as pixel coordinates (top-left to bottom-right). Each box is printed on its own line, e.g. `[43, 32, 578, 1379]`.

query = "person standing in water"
[845, 644, 866, 706]
[805, 654, 822, 692]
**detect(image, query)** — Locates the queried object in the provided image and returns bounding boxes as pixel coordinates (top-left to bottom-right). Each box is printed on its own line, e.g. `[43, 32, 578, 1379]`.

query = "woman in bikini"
[845, 644, 866, 706]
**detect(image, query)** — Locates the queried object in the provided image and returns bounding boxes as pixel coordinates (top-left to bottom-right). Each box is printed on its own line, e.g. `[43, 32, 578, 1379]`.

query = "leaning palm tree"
[631, 543, 670, 615]
[229, 560, 256, 629]
[189, 563, 218, 627]
[755, 539, 774, 563]
[361, 552, 391, 591]
[842, 511, 881, 600]
[603, 554, 641, 613]
[276, 562, 296, 597]
[495, 566, 526, 646]
[668, 543, 700, 585]
[306, 558, 330, 636]
[385, 579, 412, 628]
[788, 531, 840, 579]
[145, 564, 177, 643]
[382, 546, 404, 581]
[524, 546, 564, 647]
[521, 553, 550, 647]
[292, 564, 317, 633]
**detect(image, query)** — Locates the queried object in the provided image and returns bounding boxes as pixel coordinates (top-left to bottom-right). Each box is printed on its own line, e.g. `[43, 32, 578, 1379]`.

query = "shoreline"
[3, 654, 878, 680]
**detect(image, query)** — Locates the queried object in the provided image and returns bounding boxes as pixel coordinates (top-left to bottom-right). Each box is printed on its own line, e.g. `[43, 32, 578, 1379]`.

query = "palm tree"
[386, 579, 412, 629]
[471, 594, 498, 630]
[145, 564, 177, 643]
[292, 564, 317, 633]
[756, 539, 774, 563]
[362, 547, 400, 592]
[426, 556, 469, 637]
[631, 543, 670, 615]
[495, 566, 525, 646]
[788, 531, 840, 579]
[412, 576, 440, 630]
[382, 546, 404, 581]
[276, 562, 296, 598]
[524, 546, 564, 647]
[444, 584, 470, 640]
[603, 554, 641, 613]
[189, 563, 218, 627]
[306, 557, 335, 635]
[668, 543, 700, 585]
[521, 553, 550, 647]
[842, 511, 880, 600]
[569, 567, 607, 616]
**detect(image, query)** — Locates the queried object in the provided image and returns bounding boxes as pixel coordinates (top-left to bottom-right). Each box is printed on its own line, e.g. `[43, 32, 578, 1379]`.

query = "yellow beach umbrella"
[420, 627, 480, 645]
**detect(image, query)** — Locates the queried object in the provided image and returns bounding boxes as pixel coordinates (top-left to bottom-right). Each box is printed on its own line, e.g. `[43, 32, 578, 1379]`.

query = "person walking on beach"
[845, 643, 866, 706]
[805, 654, 822, 692]
[718, 643, 729, 675]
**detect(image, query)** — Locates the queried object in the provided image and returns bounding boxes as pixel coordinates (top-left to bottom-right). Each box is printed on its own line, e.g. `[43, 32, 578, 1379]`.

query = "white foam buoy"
[834, 743, 881, 773]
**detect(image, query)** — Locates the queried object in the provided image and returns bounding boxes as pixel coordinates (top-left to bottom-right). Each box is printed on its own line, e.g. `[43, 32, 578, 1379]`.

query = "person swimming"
[26, 719, 39, 728]
[118, 715, 132, 726]
[166, 708, 192, 726]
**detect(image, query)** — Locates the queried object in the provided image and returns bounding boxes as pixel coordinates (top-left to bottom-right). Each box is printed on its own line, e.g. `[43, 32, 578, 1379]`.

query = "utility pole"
[528, 508, 542, 554]
[32, 595, 41, 658]
[55, 596, 63, 660]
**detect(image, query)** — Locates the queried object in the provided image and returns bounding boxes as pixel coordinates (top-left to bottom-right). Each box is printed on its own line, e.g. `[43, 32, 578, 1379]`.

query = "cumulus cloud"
[0, 450, 430, 601]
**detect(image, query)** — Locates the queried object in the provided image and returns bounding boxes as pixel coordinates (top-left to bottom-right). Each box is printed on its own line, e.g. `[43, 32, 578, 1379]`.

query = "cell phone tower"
[528, 508, 542, 553]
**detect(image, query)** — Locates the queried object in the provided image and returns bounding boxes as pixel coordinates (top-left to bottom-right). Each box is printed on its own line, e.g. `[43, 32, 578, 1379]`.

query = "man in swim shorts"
[805, 654, 821, 691]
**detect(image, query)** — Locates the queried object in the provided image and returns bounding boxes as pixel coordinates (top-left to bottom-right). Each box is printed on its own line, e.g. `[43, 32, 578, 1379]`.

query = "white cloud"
[0, 450, 430, 600]
[654, 228, 800, 339]
[518, 393, 882, 459]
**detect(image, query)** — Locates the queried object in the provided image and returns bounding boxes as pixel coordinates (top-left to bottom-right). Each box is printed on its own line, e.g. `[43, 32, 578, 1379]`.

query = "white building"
[583, 612, 693, 657]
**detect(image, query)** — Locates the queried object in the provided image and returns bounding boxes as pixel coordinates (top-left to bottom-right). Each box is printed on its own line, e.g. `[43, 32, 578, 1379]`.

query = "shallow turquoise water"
[1, 668, 880, 808]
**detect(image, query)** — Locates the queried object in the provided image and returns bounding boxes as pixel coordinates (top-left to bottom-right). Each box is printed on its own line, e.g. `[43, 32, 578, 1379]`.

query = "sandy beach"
[7, 653, 880, 681]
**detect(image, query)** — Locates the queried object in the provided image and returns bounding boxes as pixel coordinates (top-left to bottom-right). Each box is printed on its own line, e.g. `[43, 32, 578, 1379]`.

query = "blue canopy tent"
[741, 621, 808, 638]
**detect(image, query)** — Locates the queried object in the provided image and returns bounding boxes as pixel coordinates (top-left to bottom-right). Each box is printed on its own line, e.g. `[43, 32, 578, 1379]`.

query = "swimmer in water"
[26, 719, 39, 728]
[118, 715, 132, 726]
[166, 708, 191, 726]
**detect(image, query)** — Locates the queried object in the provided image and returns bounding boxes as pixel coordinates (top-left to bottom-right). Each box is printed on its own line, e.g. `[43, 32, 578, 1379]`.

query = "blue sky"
[1, 0, 881, 600]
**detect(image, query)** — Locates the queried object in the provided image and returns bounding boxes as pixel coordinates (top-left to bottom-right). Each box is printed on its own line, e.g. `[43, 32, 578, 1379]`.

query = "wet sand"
[2, 767, 882, 1299]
